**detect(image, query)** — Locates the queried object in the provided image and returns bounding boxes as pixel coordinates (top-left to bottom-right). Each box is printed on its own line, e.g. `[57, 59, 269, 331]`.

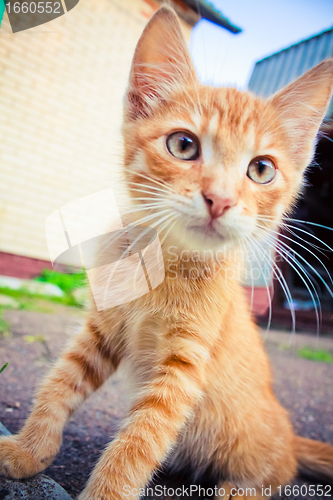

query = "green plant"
[0, 362, 8, 374]
[0, 270, 88, 311]
[0, 286, 82, 308]
[297, 346, 333, 363]
[35, 269, 87, 294]
[0, 306, 10, 336]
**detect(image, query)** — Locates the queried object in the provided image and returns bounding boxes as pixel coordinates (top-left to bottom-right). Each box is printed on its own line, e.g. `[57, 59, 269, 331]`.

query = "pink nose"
[203, 192, 236, 219]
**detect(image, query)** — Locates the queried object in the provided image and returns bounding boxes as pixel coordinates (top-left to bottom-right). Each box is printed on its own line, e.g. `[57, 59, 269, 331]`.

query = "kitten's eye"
[247, 157, 276, 184]
[166, 131, 200, 161]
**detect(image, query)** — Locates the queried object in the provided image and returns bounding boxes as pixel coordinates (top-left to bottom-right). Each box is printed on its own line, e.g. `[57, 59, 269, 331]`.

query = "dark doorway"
[263, 123, 333, 332]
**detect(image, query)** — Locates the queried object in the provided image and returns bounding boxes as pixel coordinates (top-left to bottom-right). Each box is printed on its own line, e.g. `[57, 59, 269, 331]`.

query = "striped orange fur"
[1, 6, 333, 500]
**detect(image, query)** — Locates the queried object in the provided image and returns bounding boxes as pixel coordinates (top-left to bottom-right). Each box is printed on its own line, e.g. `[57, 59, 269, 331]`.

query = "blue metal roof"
[248, 27, 333, 118]
[183, 0, 242, 34]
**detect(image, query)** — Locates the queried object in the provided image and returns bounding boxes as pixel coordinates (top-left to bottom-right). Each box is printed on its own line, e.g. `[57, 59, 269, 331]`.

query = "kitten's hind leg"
[0, 318, 121, 479]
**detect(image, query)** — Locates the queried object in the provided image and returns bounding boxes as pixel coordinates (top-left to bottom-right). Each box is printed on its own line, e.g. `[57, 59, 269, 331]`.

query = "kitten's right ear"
[269, 59, 333, 167]
[125, 6, 198, 120]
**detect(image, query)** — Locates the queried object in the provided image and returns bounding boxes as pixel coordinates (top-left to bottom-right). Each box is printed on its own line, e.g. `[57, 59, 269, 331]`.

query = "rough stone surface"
[0, 422, 73, 499]
[0, 475, 73, 500]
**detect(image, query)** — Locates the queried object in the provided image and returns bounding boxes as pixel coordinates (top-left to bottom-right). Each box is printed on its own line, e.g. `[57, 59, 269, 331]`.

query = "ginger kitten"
[1, 6, 333, 500]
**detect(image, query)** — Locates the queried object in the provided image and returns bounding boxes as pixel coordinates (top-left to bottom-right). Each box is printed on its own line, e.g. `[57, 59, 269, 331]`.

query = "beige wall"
[0, 0, 192, 262]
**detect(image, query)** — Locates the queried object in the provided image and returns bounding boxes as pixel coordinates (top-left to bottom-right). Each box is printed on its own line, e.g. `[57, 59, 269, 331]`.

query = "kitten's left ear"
[269, 59, 333, 167]
[125, 6, 198, 120]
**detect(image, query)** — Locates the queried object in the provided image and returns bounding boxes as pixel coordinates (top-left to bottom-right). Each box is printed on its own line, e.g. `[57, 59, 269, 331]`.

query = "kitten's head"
[122, 6, 333, 254]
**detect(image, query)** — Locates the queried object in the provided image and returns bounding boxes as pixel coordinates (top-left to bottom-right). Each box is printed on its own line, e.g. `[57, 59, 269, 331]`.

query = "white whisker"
[255, 222, 333, 290]
[123, 168, 178, 195]
[250, 232, 296, 336]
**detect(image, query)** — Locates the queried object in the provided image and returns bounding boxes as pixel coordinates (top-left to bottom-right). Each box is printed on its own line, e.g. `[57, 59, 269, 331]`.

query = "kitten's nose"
[202, 191, 236, 219]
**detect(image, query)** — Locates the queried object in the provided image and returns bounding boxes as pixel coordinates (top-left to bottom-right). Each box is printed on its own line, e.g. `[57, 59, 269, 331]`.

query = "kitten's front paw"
[0, 435, 49, 479]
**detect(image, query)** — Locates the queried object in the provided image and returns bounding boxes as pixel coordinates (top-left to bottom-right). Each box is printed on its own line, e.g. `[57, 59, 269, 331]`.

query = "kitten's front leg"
[0, 320, 118, 478]
[79, 332, 208, 500]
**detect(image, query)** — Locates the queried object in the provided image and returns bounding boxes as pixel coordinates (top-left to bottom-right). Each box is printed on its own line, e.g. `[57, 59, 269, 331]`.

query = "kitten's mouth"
[188, 221, 232, 242]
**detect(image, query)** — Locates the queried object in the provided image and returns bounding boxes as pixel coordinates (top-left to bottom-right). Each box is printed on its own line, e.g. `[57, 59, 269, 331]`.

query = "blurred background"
[1, 2, 333, 498]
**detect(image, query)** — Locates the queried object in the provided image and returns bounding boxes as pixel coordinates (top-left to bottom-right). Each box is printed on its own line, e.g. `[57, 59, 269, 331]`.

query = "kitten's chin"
[169, 223, 240, 253]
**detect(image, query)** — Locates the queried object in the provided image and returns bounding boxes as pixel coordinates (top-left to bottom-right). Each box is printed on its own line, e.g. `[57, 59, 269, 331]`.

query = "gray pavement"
[0, 309, 332, 499]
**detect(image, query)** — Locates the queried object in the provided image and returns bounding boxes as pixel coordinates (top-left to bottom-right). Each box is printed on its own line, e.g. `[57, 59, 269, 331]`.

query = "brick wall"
[0, 0, 192, 266]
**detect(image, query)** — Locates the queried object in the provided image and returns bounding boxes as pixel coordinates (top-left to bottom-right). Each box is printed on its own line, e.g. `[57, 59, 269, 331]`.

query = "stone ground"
[0, 307, 332, 499]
